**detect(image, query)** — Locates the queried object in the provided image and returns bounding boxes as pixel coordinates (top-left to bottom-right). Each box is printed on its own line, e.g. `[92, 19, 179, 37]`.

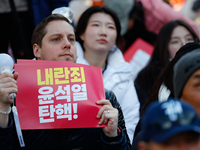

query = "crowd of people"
[1, 0, 200, 149]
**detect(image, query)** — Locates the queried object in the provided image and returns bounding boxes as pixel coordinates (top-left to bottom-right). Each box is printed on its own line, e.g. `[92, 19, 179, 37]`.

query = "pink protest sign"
[15, 60, 106, 130]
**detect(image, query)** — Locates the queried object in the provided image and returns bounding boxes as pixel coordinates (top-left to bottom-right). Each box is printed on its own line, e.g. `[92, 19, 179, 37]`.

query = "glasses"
[151, 111, 196, 131]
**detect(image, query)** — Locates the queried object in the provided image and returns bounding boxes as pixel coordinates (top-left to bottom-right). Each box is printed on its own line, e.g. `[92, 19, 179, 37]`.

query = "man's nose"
[63, 38, 71, 49]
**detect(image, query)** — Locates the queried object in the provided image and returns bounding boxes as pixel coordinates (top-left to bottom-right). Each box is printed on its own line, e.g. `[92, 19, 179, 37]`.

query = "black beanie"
[173, 49, 200, 98]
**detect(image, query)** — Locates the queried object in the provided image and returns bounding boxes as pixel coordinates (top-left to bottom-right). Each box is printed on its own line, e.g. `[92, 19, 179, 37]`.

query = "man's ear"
[138, 141, 149, 150]
[33, 44, 41, 60]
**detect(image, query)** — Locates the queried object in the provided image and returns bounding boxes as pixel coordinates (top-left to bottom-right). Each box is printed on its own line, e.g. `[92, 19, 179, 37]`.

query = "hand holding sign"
[96, 100, 118, 137]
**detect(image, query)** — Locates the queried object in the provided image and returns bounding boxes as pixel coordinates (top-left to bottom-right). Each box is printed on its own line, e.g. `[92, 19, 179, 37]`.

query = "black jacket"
[0, 89, 130, 150]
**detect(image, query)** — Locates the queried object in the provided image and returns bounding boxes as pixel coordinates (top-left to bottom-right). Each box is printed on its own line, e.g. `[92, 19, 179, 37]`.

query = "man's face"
[181, 69, 200, 116]
[139, 132, 200, 150]
[34, 20, 77, 63]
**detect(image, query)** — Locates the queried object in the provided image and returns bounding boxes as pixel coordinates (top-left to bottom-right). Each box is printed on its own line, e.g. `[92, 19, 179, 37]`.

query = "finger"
[13, 72, 18, 80]
[1, 87, 18, 96]
[103, 118, 108, 125]
[99, 109, 117, 125]
[0, 81, 18, 89]
[96, 105, 113, 118]
[103, 112, 109, 124]
[96, 99, 112, 106]
[96, 100, 112, 118]
[0, 72, 14, 79]
[0, 72, 18, 82]
[98, 111, 105, 125]
[98, 110, 110, 125]
[0, 76, 17, 85]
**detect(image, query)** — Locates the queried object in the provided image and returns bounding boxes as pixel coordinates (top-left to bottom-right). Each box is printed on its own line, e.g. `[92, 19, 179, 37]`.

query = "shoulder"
[107, 46, 133, 74]
[105, 88, 116, 100]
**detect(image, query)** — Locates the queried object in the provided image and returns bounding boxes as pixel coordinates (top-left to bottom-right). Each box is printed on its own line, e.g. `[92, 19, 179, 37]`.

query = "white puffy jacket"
[76, 42, 140, 143]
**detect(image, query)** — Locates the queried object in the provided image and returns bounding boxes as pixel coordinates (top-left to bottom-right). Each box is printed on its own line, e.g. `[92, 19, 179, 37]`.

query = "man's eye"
[69, 38, 75, 42]
[53, 38, 59, 41]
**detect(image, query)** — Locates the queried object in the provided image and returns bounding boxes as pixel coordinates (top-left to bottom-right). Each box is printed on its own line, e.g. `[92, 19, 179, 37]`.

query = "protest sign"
[15, 60, 106, 130]
[123, 38, 154, 79]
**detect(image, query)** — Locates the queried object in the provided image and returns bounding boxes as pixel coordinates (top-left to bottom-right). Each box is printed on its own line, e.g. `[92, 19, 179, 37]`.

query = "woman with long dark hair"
[134, 20, 199, 112]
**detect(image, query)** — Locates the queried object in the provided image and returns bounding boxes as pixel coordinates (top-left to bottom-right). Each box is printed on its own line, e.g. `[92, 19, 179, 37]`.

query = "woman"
[134, 20, 199, 112]
[75, 6, 140, 143]
[131, 42, 200, 150]
[142, 42, 200, 115]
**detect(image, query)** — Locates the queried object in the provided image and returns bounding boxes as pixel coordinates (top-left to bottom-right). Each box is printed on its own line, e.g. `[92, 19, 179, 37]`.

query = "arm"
[0, 72, 18, 127]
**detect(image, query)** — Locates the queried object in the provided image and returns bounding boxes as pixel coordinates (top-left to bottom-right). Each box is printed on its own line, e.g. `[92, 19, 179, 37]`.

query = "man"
[173, 49, 200, 116]
[0, 14, 130, 149]
[138, 99, 200, 150]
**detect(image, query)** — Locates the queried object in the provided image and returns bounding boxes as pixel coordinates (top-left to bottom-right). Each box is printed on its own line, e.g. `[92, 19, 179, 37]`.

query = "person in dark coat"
[0, 14, 130, 150]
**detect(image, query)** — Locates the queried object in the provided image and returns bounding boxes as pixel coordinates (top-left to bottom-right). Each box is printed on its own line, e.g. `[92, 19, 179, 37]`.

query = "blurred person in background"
[192, 0, 200, 36]
[103, 0, 134, 36]
[135, 0, 199, 36]
[137, 99, 200, 150]
[0, 0, 35, 60]
[75, 6, 140, 143]
[30, 0, 71, 26]
[173, 49, 200, 117]
[143, 42, 200, 115]
[123, 1, 157, 52]
[132, 42, 200, 150]
[181, 0, 198, 22]
[134, 20, 199, 112]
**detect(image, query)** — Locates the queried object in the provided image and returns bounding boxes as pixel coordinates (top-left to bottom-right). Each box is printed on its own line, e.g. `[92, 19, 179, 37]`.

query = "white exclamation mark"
[73, 103, 78, 119]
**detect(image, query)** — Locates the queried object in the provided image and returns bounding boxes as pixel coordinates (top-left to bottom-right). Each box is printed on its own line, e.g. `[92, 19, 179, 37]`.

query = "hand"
[0, 72, 18, 109]
[96, 99, 118, 137]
